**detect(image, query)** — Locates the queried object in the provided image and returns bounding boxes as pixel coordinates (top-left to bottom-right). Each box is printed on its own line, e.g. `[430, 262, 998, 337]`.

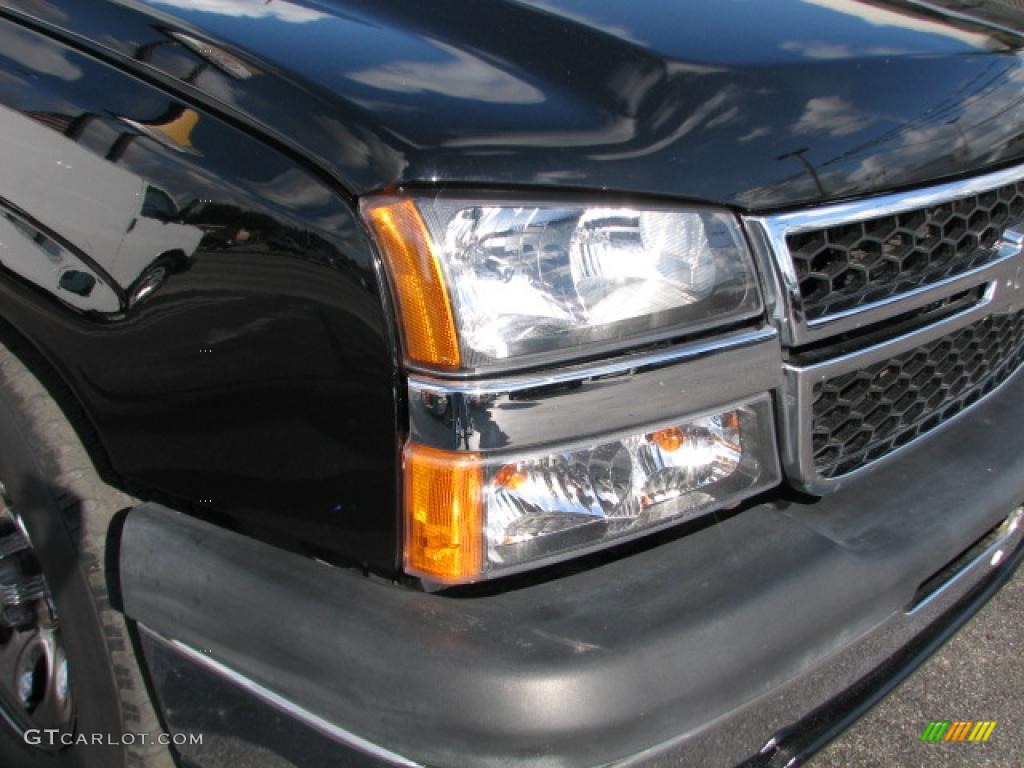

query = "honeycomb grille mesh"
[788, 182, 1024, 321]
[811, 312, 1024, 478]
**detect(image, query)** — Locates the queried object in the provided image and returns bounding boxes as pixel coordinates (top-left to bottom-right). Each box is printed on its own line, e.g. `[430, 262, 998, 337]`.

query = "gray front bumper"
[118, 372, 1024, 768]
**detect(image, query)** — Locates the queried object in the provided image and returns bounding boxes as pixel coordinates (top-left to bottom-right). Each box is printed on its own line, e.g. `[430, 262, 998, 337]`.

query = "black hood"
[22, 0, 1024, 209]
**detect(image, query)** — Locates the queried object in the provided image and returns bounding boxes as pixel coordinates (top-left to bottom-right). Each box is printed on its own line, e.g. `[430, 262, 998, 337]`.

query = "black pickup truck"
[0, 1, 1023, 767]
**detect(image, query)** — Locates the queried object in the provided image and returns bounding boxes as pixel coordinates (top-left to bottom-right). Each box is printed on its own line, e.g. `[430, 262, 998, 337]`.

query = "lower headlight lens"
[403, 394, 779, 584]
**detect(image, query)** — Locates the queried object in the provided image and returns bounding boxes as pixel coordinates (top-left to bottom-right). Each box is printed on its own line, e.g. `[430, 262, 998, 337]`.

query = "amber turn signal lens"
[403, 443, 483, 583]
[648, 426, 685, 452]
[364, 199, 461, 368]
[494, 463, 529, 491]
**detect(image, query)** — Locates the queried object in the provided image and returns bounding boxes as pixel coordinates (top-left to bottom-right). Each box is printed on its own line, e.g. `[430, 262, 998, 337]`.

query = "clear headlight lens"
[404, 395, 779, 584]
[366, 196, 761, 371]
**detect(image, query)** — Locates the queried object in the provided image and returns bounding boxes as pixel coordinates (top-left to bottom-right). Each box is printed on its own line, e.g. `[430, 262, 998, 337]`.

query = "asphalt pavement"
[813, 567, 1023, 768]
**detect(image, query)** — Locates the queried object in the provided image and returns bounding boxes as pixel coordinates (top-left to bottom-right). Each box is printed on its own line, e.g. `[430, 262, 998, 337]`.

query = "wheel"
[126, 253, 187, 307]
[0, 334, 173, 768]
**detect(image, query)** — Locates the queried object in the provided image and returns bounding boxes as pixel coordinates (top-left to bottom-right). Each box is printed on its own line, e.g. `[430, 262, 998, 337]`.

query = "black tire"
[0, 336, 173, 768]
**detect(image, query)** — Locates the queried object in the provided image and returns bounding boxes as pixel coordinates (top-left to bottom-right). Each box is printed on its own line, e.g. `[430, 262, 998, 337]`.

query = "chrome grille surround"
[745, 164, 1024, 493]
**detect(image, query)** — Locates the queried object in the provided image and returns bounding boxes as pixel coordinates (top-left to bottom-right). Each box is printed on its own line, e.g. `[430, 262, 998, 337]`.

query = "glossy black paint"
[0, 18, 400, 571]
[0, 0, 1023, 577]
[4, 0, 1024, 209]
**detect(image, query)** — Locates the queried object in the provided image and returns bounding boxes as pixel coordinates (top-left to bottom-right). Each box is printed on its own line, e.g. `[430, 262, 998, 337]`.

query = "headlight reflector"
[367, 196, 761, 371]
[403, 395, 778, 584]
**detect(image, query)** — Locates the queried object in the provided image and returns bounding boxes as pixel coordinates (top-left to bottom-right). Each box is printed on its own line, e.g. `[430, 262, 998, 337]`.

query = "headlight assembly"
[403, 395, 779, 584]
[366, 191, 778, 585]
[365, 194, 762, 372]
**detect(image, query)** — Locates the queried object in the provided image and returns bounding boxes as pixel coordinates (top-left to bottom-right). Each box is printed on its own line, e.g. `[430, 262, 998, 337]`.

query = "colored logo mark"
[921, 721, 997, 742]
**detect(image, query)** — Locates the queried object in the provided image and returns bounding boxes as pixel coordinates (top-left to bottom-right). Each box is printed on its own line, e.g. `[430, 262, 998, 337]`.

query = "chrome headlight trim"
[408, 328, 782, 453]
